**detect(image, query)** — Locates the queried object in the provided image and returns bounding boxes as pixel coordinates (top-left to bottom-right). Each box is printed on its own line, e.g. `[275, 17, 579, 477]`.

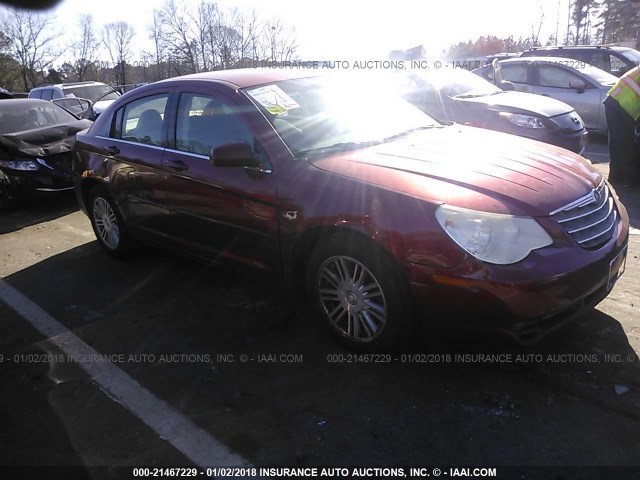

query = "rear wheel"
[88, 186, 133, 257]
[306, 235, 414, 351]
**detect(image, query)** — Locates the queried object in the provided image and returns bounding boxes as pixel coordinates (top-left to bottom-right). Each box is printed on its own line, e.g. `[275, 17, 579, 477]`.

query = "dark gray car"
[396, 68, 588, 153]
[474, 57, 618, 133]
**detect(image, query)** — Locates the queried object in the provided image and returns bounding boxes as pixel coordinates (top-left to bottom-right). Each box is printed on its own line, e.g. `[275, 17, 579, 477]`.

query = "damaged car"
[0, 98, 93, 208]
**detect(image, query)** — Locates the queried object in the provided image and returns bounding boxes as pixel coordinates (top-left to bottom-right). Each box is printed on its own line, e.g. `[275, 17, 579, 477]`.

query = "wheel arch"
[290, 224, 408, 298]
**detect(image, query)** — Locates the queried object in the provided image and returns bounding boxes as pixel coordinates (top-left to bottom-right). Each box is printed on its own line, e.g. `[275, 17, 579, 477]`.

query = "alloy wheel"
[316, 255, 387, 342]
[93, 197, 120, 250]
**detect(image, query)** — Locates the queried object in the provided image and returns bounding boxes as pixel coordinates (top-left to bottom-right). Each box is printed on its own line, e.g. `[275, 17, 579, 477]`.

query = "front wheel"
[88, 186, 133, 257]
[306, 235, 414, 351]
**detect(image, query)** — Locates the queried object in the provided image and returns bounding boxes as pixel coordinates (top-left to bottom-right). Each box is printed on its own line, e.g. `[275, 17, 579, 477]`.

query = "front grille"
[551, 181, 617, 250]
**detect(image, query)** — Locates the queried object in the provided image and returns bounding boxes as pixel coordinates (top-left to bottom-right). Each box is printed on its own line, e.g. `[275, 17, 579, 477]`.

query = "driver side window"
[174, 93, 255, 156]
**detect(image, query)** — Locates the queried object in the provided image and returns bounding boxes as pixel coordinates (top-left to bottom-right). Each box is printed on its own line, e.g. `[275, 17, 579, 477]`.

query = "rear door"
[93, 89, 176, 244]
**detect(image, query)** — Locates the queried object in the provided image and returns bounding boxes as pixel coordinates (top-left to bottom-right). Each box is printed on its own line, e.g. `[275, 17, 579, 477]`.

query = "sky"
[3, 0, 575, 64]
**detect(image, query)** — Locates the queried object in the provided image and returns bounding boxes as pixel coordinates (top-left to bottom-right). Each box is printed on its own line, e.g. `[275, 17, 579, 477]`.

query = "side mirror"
[210, 141, 259, 168]
[82, 107, 97, 121]
[569, 79, 586, 93]
[498, 80, 515, 91]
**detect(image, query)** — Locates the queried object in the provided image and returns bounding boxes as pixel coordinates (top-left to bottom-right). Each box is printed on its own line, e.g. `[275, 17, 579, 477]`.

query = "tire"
[87, 185, 133, 257]
[306, 234, 414, 352]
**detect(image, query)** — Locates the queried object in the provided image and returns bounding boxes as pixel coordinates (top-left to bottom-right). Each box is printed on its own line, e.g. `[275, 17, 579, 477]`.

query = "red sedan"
[72, 69, 629, 351]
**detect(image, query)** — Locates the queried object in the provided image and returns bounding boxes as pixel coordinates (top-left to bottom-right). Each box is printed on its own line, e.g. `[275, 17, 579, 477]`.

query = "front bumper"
[532, 128, 588, 155]
[407, 202, 629, 344]
[0, 168, 73, 200]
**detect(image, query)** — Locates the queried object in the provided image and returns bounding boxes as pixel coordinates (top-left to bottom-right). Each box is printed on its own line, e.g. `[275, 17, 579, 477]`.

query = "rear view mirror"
[210, 141, 259, 168]
[569, 79, 586, 92]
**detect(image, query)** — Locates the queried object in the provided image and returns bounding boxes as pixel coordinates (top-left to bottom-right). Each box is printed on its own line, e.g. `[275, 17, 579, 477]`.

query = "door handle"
[106, 146, 120, 155]
[164, 159, 189, 172]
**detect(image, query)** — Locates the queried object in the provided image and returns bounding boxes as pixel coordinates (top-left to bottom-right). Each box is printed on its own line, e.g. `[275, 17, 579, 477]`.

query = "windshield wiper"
[383, 125, 440, 142]
[297, 141, 382, 156]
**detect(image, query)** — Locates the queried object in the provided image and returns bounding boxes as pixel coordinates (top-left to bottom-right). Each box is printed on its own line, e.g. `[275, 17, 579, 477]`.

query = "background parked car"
[28, 81, 121, 118]
[520, 45, 640, 77]
[0, 98, 92, 208]
[474, 56, 618, 133]
[72, 70, 628, 351]
[395, 68, 588, 153]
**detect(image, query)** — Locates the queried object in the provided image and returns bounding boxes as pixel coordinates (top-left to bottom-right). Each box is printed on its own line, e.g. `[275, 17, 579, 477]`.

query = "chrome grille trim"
[566, 199, 613, 234]
[576, 211, 616, 245]
[550, 180, 618, 250]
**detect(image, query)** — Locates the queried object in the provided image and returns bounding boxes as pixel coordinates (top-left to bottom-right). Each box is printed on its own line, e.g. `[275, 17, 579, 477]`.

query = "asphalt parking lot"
[1, 137, 639, 478]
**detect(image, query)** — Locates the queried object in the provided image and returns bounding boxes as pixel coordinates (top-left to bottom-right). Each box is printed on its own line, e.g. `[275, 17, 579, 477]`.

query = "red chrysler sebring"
[72, 70, 629, 351]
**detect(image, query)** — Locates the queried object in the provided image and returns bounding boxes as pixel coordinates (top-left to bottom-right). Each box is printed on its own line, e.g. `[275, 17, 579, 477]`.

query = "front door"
[531, 65, 602, 130]
[162, 89, 281, 275]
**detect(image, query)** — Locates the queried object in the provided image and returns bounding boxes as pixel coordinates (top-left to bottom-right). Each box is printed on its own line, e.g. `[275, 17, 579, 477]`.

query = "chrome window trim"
[95, 135, 166, 151]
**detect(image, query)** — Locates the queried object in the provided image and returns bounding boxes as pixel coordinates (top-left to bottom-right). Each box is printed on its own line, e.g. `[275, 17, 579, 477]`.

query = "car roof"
[31, 81, 108, 89]
[500, 56, 587, 66]
[525, 45, 633, 52]
[0, 98, 55, 108]
[154, 68, 322, 89]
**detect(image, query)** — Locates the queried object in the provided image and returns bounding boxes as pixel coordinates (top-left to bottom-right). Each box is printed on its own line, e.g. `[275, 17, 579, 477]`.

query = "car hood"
[0, 119, 93, 159]
[310, 125, 601, 217]
[458, 91, 574, 117]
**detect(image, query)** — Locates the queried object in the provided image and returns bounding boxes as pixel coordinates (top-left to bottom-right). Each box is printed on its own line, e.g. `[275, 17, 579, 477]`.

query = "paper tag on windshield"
[247, 85, 300, 115]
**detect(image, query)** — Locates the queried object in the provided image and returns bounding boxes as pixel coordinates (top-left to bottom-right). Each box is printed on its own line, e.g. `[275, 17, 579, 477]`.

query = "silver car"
[474, 56, 618, 133]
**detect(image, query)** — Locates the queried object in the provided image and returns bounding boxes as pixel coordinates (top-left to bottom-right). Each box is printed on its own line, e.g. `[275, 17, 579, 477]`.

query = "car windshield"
[575, 63, 618, 85]
[0, 101, 78, 134]
[64, 84, 120, 102]
[412, 68, 503, 98]
[243, 75, 439, 156]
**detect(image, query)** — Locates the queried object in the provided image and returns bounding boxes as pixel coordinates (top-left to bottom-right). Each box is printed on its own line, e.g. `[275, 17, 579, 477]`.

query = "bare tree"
[102, 21, 135, 86]
[191, 1, 217, 71]
[147, 9, 168, 80]
[232, 8, 259, 62]
[70, 14, 99, 82]
[0, 8, 60, 91]
[158, 0, 199, 74]
[262, 19, 297, 63]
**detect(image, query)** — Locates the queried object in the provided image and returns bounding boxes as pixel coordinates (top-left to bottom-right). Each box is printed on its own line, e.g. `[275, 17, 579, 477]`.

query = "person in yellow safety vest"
[603, 66, 640, 187]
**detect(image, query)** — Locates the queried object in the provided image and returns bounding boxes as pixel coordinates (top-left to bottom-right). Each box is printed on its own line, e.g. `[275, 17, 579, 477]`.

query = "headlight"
[498, 112, 546, 129]
[0, 159, 39, 171]
[435, 205, 553, 264]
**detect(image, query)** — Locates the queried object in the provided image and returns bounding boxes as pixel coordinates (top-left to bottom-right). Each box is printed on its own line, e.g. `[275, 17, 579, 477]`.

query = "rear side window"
[111, 93, 169, 146]
[41, 89, 53, 100]
[610, 53, 633, 75]
[29, 89, 42, 99]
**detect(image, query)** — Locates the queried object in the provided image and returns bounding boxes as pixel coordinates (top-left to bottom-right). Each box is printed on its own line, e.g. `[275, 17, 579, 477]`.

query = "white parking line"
[0, 278, 249, 468]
